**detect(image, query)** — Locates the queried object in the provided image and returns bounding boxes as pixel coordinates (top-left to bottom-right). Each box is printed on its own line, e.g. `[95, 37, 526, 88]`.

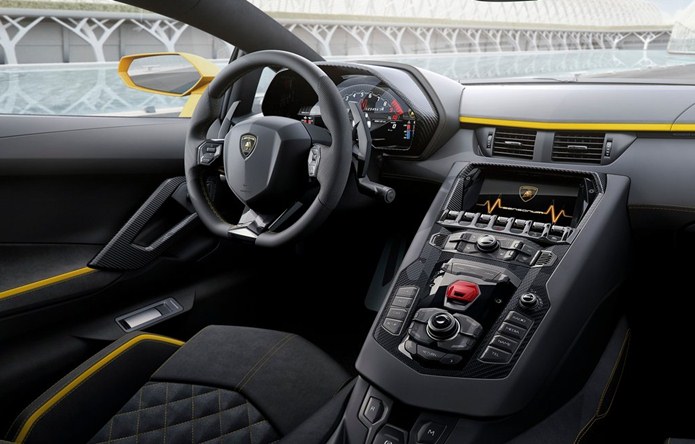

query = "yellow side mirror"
[118, 52, 220, 117]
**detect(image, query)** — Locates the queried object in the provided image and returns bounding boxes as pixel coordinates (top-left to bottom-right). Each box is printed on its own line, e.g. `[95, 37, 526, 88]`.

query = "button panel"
[382, 286, 420, 335]
[478, 311, 533, 365]
[372, 168, 576, 379]
[197, 140, 223, 166]
[435, 230, 547, 267]
[438, 210, 573, 245]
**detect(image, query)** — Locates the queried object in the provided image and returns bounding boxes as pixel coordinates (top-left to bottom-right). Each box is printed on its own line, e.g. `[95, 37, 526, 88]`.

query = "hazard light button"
[445, 280, 480, 303]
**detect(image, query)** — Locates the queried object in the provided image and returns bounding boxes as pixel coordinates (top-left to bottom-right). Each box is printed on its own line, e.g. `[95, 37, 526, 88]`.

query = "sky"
[651, 0, 694, 17]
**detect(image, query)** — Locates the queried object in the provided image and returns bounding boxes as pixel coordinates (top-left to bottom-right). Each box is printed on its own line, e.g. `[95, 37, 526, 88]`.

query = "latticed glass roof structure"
[668, 2, 695, 52]
[250, 0, 666, 29]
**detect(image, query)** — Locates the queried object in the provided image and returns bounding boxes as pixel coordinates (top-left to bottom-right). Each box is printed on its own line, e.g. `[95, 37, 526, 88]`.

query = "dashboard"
[264, 59, 695, 232]
[242, 51, 695, 442]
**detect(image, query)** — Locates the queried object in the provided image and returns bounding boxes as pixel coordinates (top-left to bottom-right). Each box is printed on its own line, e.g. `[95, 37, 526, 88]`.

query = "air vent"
[492, 128, 536, 159]
[552, 132, 605, 164]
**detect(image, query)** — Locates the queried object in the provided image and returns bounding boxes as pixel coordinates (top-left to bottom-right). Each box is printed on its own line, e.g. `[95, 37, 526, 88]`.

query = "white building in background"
[250, 0, 667, 28]
[255, 0, 670, 56]
[668, 1, 695, 52]
[0, 0, 676, 64]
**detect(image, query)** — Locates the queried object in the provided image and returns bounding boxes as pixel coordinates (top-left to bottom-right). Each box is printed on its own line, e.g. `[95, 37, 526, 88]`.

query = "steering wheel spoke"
[228, 201, 304, 241]
[228, 207, 266, 241]
[197, 138, 224, 166]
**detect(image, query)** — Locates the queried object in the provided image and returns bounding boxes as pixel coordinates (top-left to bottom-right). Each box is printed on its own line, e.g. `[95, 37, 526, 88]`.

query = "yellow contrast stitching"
[0, 267, 96, 301]
[14, 334, 183, 443]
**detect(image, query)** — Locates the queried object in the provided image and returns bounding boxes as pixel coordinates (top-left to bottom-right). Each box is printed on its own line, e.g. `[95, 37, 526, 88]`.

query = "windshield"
[1, 0, 694, 117]
[248, 0, 695, 84]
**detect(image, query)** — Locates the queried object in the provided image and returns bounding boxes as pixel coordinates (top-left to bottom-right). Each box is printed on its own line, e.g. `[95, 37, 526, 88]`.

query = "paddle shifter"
[348, 101, 396, 203]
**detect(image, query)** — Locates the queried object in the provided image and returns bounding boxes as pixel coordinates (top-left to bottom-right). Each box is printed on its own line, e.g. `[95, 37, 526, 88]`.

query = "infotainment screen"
[472, 173, 582, 226]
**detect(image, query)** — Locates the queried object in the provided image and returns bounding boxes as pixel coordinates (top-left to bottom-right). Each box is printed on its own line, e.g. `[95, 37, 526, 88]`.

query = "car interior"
[2, 0, 695, 443]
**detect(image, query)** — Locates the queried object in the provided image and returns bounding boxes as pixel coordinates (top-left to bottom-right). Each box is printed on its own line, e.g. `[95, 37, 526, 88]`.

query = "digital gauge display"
[341, 84, 415, 149]
[297, 83, 416, 150]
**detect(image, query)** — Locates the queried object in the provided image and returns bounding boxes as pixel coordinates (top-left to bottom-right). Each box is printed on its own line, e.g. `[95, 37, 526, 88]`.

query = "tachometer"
[340, 84, 416, 150]
[343, 85, 392, 115]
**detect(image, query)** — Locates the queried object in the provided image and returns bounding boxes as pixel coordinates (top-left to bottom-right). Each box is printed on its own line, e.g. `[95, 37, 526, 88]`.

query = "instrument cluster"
[261, 65, 430, 153]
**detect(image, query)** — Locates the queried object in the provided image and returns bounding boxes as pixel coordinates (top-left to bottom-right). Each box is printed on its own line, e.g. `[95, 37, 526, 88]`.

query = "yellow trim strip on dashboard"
[14, 333, 185, 443]
[459, 116, 683, 132]
[0, 267, 96, 301]
[671, 123, 695, 131]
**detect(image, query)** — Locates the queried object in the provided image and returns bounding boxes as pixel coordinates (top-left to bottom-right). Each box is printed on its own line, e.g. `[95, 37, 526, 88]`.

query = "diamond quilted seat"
[8, 326, 352, 444]
[89, 383, 279, 444]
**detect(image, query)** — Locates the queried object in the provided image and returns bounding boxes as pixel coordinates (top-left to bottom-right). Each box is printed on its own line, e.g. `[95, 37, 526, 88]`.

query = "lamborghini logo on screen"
[240, 134, 257, 159]
[519, 185, 538, 202]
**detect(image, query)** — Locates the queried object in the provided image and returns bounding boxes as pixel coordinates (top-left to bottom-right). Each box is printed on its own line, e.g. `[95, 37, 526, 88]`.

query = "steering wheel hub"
[225, 116, 312, 213]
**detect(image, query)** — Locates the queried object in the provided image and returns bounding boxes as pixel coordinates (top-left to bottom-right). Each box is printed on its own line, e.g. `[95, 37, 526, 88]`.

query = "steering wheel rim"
[184, 50, 352, 247]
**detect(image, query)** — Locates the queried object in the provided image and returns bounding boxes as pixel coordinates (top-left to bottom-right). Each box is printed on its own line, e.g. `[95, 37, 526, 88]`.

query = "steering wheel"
[184, 50, 352, 247]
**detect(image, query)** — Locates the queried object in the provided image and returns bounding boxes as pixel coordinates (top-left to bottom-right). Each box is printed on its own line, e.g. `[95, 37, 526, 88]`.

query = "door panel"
[0, 114, 204, 315]
[0, 174, 166, 244]
[0, 113, 229, 430]
[0, 116, 187, 242]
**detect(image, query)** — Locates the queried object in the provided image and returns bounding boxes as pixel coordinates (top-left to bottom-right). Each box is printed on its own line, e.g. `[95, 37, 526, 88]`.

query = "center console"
[382, 165, 597, 376]
[330, 162, 631, 444]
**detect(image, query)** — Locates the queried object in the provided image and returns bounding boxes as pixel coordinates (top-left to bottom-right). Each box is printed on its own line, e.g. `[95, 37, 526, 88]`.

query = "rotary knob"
[427, 312, 459, 341]
[476, 234, 500, 252]
[519, 293, 539, 309]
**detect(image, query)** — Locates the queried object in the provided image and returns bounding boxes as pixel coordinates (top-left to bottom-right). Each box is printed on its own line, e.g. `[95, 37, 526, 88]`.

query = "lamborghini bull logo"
[519, 185, 538, 202]
[240, 134, 257, 159]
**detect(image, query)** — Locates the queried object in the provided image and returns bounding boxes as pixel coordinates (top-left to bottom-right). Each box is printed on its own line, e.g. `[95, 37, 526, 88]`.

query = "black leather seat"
[7, 326, 352, 444]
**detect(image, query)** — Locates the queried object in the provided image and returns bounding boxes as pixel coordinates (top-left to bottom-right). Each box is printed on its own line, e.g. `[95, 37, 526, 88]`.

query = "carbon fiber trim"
[89, 177, 198, 271]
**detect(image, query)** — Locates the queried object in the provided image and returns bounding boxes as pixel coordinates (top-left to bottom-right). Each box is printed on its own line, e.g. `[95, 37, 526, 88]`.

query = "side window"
[0, 1, 232, 117]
